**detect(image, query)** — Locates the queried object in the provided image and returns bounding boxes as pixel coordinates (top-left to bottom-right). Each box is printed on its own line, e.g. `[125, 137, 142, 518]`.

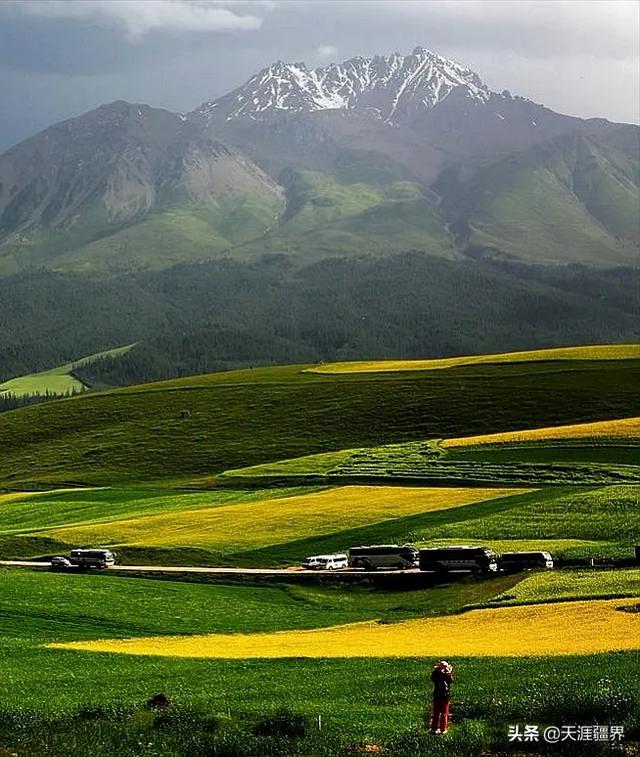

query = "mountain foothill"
[1, 47, 638, 391]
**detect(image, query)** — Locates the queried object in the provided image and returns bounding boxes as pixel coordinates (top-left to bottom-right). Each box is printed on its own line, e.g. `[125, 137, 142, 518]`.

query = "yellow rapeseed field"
[51, 599, 638, 659]
[443, 416, 640, 448]
[43, 486, 526, 551]
[308, 344, 640, 374]
[0, 488, 96, 506]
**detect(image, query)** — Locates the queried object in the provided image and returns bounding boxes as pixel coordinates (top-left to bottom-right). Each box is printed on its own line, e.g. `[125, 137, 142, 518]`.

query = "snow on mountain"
[195, 47, 492, 125]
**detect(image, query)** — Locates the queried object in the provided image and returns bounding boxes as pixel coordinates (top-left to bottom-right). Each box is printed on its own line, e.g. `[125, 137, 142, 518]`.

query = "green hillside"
[1, 194, 282, 276]
[0, 344, 135, 398]
[236, 170, 456, 260]
[0, 350, 638, 487]
[438, 135, 639, 266]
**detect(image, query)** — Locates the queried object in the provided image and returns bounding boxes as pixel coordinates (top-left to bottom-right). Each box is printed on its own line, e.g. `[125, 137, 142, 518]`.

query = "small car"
[301, 554, 349, 571]
[49, 556, 73, 570]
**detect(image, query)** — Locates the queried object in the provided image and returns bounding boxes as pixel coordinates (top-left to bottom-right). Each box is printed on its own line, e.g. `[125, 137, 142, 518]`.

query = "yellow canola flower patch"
[43, 486, 525, 551]
[51, 599, 638, 659]
[308, 344, 640, 374]
[443, 416, 640, 448]
[0, 488, 97, 506]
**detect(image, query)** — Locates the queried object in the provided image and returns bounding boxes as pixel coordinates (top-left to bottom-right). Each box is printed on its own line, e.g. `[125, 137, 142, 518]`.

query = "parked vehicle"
[419, 546, 498, 575]
[500, 551, 554, 572]
[69, 549, 117, 569]
[49, 556, 73, 570]
[301, 553, 348, 570]
[349, 544, 419, 570]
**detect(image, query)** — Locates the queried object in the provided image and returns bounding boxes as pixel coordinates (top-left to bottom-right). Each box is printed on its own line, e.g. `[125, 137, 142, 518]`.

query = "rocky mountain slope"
[0, 101, 281, 273]
[194, 48, 491, 125]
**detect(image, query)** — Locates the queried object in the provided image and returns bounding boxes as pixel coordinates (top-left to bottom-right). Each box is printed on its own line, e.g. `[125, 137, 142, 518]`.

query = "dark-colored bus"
[418, 546, 498, 574]
[348, 545, 419, 570]
[499, 551, 554, 572]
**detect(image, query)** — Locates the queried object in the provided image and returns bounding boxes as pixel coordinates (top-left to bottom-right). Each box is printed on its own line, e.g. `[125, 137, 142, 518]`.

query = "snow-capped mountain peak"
[195, 48, 492, 125]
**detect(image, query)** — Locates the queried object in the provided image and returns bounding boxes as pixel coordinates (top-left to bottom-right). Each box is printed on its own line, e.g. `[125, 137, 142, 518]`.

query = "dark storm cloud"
[0, 0, 637, 153]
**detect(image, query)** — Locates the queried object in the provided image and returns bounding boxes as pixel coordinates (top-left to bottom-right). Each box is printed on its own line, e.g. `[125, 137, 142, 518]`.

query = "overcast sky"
[0, 0, 638, 152]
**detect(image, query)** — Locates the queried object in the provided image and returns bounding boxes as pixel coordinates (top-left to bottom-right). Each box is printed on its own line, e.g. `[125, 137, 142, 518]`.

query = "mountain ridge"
[193, 47, 492, 126]
[0, 47, 637, 275]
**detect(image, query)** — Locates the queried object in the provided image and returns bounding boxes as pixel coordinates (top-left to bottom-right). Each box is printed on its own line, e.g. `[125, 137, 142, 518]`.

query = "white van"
[301, 554, 348, 571]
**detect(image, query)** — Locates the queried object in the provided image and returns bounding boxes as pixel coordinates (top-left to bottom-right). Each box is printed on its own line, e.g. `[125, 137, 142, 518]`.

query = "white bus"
[69, 549, 117, 569]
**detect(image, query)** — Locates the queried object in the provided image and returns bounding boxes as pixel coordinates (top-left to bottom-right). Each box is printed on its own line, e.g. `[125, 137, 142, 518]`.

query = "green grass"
[488, 568, 640, 606]
[1, 357, 639, 487]
[473, 166, 629, 265]
[58, 194, 282, 274]
[223, 438, 640, 488]
[446, 444, 640, 465]
[0, 344, 136, 398]
[22, 486, 521, 564]
[3, 483, 636, 567]
[1, 353, 638, 754]
[220, 409, 640, 488]
[409, 485, 640, 557]
[0, 485, 524, 564]
[0, 569, 522, 641]
[328, 445, 640, 486]
[0, 569, 637, 755]
[222, 449, 356, 478]
[1, 648, 636, 755]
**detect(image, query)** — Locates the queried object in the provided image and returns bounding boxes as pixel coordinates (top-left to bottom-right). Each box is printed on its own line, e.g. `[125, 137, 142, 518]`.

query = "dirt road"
[0, 559, 420, 576]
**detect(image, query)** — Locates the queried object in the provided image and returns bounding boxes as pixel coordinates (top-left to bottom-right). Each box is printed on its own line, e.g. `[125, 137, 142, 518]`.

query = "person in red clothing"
[429, 660, 454, 734]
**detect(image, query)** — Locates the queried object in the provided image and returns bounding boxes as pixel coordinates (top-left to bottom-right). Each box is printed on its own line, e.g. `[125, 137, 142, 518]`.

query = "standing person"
[430, 660, 454, 735]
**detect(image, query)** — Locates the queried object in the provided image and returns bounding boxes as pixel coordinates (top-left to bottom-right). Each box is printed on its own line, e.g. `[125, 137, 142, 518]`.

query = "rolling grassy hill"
[221, 412, 640, 484]
[0, 344, 135, 398]
[0, 350, 639, 488]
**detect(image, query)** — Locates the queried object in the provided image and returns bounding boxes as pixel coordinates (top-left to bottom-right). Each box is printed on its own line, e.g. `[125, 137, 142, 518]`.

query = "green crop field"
[487, 568, 640, 606]
[0, 344, 135, 398]
[1, 485, 638, 569]
[2, 347, 640, 755]
[0, 485, 532, 565]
